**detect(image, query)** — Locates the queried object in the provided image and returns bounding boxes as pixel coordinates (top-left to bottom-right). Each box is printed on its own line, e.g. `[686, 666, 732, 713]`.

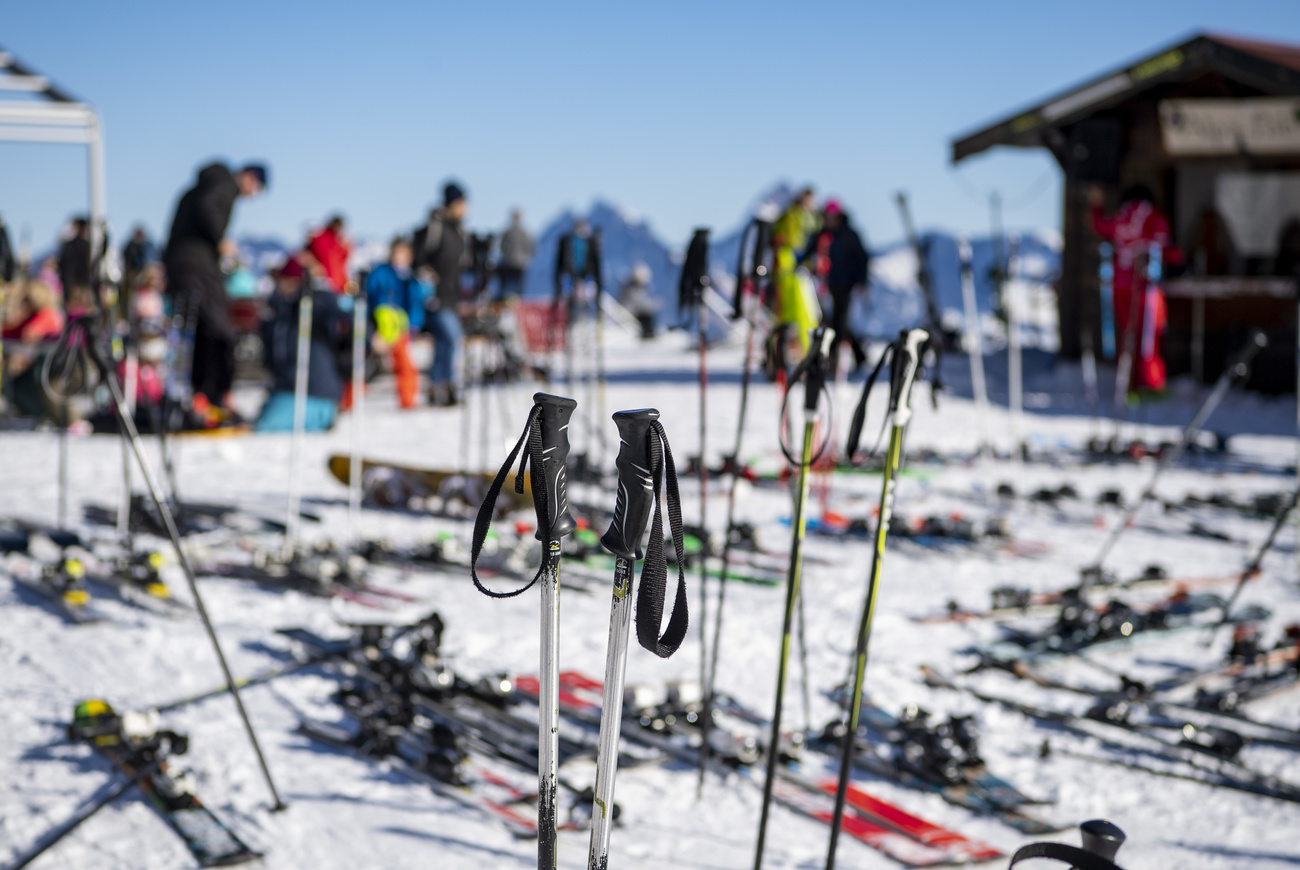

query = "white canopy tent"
[0, 47, 106, 263]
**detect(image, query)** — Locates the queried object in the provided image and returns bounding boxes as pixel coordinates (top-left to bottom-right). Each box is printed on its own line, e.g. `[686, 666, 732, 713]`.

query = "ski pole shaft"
[1210, 483, 1300, 636]
[755, 327, 831, 870]
[958, 238, 992, 461]
[825, 328, 926, 870]
[100, 359, 286, 810]
[347, 295, 366, 542]
[531, 392, 577, 870]
[284, 290, 313, 558]
[696, 296, 710, 795]
[589, 408, 658, 869]
[754, 414, 814, 870]
[57, 424, 68, 530]
[1088, 331, 1267, 580]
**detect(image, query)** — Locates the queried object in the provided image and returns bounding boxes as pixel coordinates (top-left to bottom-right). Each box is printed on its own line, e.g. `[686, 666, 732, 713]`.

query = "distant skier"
[307, 214, 352, 294]
[801, 198, 869, 375]
[57, 217, 92, 308]
[497, 209, 534, 301]
[1088, 184, 1182, 395]
[365, 237, 429, 410]
[413, 182, 469, 407]
[120, 226, 154, 322]
[619, 262, 658, 340]
[255, 255, 349, 432]
[163, 161, 268, 421]
[0, 214, 15, 285]
[771, 187, 821, 358]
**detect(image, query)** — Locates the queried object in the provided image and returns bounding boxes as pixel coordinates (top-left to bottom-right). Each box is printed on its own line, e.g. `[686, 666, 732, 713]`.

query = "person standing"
[365, 237, 429, 409]
[414, 182, 469, 407]
[307, 214, 351, 294]
[771, 187, 821, 356]
[120, 226, 154, 322]
[497, 209, 533, 300]
[0, 214, 15, 286]
[57, 217, 92, 305]
[1088, 184, 1182, 395]
[802, 198, 869, 374]
[163, 161, 268, 419]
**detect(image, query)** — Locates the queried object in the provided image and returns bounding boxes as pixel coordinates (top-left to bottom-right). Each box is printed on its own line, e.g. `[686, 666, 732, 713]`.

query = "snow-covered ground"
[3, 319, 1299, 870]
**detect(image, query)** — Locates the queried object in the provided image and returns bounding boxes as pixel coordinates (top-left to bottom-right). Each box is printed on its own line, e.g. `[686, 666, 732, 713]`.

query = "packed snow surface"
[2, 320, 1299, 869]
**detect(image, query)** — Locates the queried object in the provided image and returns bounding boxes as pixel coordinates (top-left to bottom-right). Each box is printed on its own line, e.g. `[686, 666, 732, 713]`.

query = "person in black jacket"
[57, 217, 92, 303]
[802, 198, 869, 374]
[0, 214, 15, 285]
[413, 181, 469, 406]
[163, 161, 267, 414]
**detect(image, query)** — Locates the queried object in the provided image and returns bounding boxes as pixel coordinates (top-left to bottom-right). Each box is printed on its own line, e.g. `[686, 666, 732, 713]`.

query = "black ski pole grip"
[1079, 819, 1125, 864]
[601, 409, 660, 559]
[803, 326, 834, 412]
[532, 392, 577, 541]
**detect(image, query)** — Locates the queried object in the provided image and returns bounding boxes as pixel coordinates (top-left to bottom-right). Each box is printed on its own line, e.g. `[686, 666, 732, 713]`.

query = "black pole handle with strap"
[679, 228, 711, 315]
[1008, 819, 1126, 870]
[470, 392, 577, 599]
[777, 326, 835, 466]
[601, 408, 690, 658]
[845, 328, 935, 460]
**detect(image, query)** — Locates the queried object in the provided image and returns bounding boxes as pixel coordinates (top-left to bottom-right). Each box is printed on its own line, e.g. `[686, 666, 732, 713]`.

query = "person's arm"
[1150, 212, 1184, 268]
[195, 176, 238, 246]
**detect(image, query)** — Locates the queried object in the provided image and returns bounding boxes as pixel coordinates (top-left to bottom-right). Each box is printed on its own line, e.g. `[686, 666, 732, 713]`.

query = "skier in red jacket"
[1088, 184, 1182, 394]
[307, 215, 352, 294]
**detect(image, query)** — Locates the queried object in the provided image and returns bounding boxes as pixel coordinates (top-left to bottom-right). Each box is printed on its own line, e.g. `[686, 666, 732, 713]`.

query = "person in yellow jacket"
[771, 187, 821, 356]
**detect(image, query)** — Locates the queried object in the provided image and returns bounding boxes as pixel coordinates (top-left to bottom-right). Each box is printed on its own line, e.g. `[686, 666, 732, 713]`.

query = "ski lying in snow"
[69, 700, 259, 867]
[4, 551, 106, 623]
[921, 665, 1300, 805]
[297, 715, 549, 838]
[526, 671, 1006, 864]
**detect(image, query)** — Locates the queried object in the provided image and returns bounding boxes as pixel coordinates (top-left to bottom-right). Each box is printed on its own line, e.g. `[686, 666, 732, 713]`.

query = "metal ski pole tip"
[1080, 819, 1125, 861]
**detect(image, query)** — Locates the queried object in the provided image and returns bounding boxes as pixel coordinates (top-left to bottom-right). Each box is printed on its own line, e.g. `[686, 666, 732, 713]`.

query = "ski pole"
[48, 315, 287, 811]
[895, 192, 944, 400]
[347, 293, 367, 543]
[1083, 330, 1267, 586]
[825, 328, 928, 870]
[958, 237, 992, 461]
[283, 286, 313, 560]
[754, 326, 834, 870]
[588, 408, 689, 869]
[1207, 483, 1300, 639]
[702, 216, 771, 793]
[470, 392, 577, 870]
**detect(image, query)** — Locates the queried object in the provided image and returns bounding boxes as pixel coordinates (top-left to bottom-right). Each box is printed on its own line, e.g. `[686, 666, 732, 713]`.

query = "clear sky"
[2, 0, 1298, 255]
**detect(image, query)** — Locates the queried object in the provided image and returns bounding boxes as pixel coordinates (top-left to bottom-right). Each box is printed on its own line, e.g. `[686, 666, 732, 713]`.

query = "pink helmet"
[823, 198, 844, 217]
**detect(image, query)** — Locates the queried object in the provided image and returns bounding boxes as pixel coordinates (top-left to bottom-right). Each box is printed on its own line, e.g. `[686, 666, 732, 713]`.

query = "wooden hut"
[952, 32, 1300, 392]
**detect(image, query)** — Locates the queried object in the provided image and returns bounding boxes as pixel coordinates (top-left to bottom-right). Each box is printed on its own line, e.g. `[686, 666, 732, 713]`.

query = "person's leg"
[393, 334, 419, 409]
[428, 308, 461, 389]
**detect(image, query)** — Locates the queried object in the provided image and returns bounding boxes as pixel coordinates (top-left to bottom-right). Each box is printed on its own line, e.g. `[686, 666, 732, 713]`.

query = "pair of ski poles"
[470, 392, 688, 870]
[753, 327, 930, 870]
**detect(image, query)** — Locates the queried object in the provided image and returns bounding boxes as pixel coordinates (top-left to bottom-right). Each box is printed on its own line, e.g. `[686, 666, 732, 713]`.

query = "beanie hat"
[443, 182, 466, 206]
[241, 163, 269, 191]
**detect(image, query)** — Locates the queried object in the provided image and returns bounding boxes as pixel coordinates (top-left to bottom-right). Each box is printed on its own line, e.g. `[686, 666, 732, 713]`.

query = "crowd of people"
[0, 164, 541, 433]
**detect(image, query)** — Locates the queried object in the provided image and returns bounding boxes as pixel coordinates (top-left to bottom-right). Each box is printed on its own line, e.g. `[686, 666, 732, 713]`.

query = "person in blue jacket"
[364, 237, 428, 408]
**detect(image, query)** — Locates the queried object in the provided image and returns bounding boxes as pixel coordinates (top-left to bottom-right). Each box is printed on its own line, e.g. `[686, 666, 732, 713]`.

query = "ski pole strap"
[777, 326, 835, 465]
[635, 420, 690, 657]
[1007, 843, 1124, 870]
[845, 341, 895, 458]
[469, 393, 577, 598]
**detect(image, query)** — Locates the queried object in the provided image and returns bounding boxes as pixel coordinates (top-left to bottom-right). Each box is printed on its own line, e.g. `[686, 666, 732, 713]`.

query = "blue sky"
[2, 1, 1298, 254]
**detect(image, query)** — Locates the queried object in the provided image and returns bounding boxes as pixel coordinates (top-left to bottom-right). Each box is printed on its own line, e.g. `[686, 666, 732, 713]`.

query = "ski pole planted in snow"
[703, 215, 771, 791]
[1208, 482, 1300, 639]
[283, 286, 313, 559]
[825, 328, 929, 870]
[471, 392, 577, 870]
[754, 325, 834, 870]
[1083, 330, 1267, 587]
[347, 293, 367, 542]
[958, 237, 993, 461]
[678, 226, 713, 784]
[43, 315, 287, 811]
[588, 408, 689, 869]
